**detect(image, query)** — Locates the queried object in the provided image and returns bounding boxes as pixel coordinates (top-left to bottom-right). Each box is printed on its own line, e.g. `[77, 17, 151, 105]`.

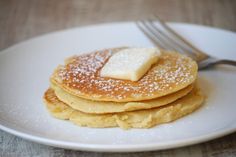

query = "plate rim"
[0, 21, 236, 152]
[1, 21, 236, 53]
[1, 124, 235, 152]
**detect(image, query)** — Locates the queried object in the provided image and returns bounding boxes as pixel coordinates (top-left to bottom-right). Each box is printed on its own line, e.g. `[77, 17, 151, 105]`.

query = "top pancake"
[51, 48, 198, 102]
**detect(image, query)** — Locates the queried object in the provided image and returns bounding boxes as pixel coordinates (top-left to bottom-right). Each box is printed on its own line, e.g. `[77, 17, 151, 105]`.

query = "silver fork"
[136, 16, 236, 70]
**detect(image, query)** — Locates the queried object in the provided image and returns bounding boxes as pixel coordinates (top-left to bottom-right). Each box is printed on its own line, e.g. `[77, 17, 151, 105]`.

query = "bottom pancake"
[43, 88, 74, 120]
[43, 87, 204, 129]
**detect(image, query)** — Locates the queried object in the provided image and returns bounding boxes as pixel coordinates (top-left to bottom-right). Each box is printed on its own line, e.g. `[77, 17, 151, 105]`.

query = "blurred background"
[0, 0, 235, 50]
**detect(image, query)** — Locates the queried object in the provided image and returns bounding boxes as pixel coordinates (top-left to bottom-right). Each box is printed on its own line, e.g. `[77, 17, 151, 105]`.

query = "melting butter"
[100, 48, 161, 81]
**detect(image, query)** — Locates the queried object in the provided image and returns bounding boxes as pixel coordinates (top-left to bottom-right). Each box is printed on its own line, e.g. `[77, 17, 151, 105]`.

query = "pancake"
[43, 86, 204, 129]
[43, 88, 74, 120]
[50, 48, 198, 102]
[51, 82, 194, 114]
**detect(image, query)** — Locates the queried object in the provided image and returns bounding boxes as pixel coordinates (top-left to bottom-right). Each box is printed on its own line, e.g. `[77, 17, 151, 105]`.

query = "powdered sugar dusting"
[55, 49, 197, 101]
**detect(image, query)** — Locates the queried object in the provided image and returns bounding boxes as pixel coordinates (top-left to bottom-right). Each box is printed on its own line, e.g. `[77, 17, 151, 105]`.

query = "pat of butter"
[100, 48, 161, 81]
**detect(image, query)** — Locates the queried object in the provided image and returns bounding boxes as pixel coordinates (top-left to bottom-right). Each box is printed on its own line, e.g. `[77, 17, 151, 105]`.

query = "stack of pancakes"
[43, 48, 204, 129]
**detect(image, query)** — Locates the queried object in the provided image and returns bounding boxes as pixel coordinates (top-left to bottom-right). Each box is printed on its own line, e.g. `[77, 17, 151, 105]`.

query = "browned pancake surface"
[51, 48, 198, 102]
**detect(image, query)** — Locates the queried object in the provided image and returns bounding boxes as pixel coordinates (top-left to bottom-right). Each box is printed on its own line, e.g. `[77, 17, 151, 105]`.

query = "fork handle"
[198, 57, 236, 70]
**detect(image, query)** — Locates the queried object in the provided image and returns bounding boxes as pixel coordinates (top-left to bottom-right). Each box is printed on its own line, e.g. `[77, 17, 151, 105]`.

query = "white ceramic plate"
[0, 22, 236, 152]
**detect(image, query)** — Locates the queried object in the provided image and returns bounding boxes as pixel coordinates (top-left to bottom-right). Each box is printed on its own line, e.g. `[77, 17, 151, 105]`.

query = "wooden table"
[0, 0, 236, 156]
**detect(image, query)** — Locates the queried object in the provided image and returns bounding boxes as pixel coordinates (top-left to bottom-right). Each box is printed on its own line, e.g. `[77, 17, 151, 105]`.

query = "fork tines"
[136, 16, 208, 61]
